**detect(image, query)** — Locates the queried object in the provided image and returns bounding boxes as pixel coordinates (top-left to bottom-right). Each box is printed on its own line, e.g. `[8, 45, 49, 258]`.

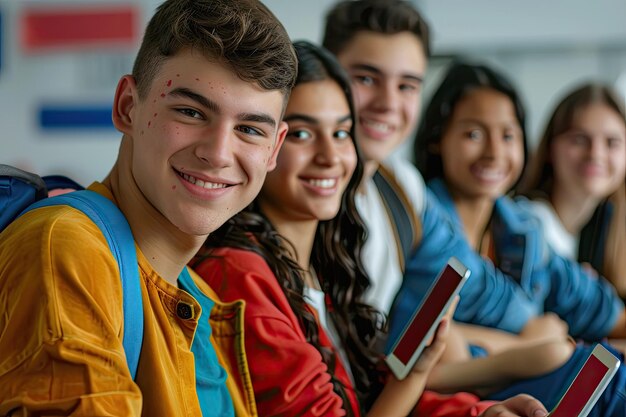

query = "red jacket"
[194, 248, 495, 417]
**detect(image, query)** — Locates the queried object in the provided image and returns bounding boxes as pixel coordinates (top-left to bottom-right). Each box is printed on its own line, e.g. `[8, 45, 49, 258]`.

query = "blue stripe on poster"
[38, 105, 114, 130]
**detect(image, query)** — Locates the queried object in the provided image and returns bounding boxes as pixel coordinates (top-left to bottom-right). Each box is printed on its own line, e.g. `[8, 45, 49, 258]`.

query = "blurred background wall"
[1, 0, 625, 184]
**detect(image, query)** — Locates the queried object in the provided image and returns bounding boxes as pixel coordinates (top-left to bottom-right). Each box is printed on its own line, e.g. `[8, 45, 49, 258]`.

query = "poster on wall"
[21, 5, 138, 52]
[18, 5, 139, 131]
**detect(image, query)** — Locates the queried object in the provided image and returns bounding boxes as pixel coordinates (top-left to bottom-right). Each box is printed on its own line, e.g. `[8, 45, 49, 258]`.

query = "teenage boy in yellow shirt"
[0, 0, 295, 415]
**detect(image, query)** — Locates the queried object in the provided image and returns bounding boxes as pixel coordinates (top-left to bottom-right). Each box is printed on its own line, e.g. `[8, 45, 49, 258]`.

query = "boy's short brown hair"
[132, 0, 297, 99]
[322, 0, 430, 57]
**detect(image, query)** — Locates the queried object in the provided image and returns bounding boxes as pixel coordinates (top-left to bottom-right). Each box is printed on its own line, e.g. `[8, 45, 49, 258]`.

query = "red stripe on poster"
[22, 6, 138, 51]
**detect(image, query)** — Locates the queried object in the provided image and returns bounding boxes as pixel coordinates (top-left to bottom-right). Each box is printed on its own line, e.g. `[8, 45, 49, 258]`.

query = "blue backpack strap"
[24, 190, 143, 379]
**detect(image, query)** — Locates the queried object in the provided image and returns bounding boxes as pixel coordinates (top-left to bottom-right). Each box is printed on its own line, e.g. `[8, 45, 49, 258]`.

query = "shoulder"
[514, 198, 577, 258]
[193, 247, 289, 315]
[379, 155, 427, 215]
[0, 204, 123, 339]
[496, 195, 542, 222]
[2, 204, 114, 263]
[195, 247, 274, 284]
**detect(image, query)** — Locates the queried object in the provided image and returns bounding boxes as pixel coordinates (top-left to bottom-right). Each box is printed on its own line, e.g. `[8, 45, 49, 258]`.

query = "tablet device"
[385, 257, 470, 380]
[548, 343, 620, 417]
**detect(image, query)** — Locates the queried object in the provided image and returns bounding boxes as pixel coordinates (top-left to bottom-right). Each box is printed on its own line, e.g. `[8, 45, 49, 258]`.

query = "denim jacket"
[423, 178, 622, 340]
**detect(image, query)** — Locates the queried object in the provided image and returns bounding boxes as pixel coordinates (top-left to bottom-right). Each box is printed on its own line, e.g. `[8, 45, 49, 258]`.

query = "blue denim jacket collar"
[428, 178, 543, 295]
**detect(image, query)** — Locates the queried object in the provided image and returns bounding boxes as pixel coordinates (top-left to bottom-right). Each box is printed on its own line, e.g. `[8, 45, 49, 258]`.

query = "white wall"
[1, 0, 625, 184]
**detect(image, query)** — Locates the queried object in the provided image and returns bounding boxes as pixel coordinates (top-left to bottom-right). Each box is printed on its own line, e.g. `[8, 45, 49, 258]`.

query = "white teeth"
[363, 119, 391, 133]
[473, 168, 505, 181]
[307, 178, 337, 188]
[181, 172, 227, 189]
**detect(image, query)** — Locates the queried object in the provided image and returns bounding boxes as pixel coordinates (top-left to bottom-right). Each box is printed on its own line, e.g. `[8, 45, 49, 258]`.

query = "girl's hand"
[480, 394, 548, 417]
[366, 298, 458, 417]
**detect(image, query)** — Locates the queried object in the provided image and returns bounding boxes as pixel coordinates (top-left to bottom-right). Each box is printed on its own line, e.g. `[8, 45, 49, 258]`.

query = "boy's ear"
[267, 121, 288, 171]
[112, 75, 139, 134]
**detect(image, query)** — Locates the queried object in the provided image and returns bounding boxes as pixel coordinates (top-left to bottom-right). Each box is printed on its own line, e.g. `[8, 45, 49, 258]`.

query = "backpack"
[0, 164, 143, 379]
[372, 164, 422, 272]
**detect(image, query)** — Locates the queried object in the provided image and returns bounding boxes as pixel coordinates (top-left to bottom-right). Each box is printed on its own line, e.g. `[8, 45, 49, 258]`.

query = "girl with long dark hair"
[408, 61, 626, 417]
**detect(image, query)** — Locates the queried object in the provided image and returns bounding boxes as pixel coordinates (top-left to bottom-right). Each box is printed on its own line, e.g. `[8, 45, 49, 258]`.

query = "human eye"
[569, 133, 588, 145]
[287, 129, 312, 141]
[334, 129, 352, 141]
[607, 137, 624, 148]
[236, 125, 265, 137]
[399, 83, 420, 94]
[466, 129, 483, 141]
[503, 131, 516, 142]
[353, 74, 375, 86]
[176, 108, 204, 120]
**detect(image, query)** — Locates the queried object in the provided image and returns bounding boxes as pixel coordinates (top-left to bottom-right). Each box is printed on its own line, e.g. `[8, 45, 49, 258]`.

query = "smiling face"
[550, 103, 626, 201]
[113, 48, 287, 236]
[335, 31, 426, 165]
[258, 79, 357, 223]
[438, 88, 525, 202]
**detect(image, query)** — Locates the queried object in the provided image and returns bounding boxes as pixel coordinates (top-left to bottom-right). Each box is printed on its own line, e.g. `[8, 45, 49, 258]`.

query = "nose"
[194, 125, 234, 168]
[314, 134, 340, 166]
[483, 133, 504, 159]
[372, 80, 399, 112]
[588, 137, 606, 160]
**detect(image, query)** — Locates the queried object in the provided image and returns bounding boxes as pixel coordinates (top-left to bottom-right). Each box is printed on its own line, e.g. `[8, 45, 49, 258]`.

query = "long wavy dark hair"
[194, 40, 385, 413]
[415, 61, 528, 188]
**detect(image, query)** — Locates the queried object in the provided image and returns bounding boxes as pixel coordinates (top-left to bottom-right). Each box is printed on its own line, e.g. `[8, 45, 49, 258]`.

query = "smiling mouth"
[177, 170, 229, 189]
[304, 178, 338, 189]
[362, 119, 393, 133]
[471, 166, 507, 183]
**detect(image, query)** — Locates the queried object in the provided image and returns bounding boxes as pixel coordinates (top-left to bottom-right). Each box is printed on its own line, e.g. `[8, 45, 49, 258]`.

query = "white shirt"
[304, 285, 354, 384]
[526, 199, 579, 259]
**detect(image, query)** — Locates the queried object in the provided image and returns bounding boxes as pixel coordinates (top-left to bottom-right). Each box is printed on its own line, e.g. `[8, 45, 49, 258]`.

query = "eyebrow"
[168, 87, 277, 128]
[457, 119, 521, 130]
[169, 87, 219, 113]
[284, 114, 352, 125]
[349, 63, 424, 84]
[238, 112, 277, 128]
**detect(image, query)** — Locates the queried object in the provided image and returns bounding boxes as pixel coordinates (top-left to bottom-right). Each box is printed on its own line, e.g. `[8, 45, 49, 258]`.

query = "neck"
[104, 137, 206, 285]
[267, 215, 318, 286]
[359, 159, 380, 193]
[450, 191, 494, 250]
[551, 186, 601, 235]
